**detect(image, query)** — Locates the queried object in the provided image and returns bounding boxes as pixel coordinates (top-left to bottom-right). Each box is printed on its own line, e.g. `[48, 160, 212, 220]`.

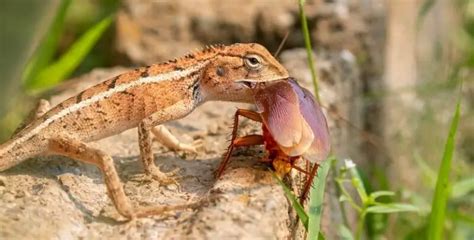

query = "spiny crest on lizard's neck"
[162, 44, 228, 65]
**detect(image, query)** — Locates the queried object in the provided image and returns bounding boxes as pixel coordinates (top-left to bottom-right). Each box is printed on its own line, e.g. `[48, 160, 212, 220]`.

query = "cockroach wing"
[278, 118, 314, 156]
[255, 80, 314, 156]
[289, 80, 331, 162]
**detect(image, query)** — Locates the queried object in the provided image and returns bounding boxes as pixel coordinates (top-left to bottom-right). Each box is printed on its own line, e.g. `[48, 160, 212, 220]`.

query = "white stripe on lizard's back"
[1, 61, 208, 155]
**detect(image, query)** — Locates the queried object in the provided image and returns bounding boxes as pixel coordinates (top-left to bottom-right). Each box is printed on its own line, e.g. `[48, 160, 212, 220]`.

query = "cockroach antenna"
[274, 31, 290, 58]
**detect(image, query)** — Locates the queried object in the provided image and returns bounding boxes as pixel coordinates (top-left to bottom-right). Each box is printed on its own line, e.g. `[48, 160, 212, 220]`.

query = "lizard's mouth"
[236, 80, 258, 89]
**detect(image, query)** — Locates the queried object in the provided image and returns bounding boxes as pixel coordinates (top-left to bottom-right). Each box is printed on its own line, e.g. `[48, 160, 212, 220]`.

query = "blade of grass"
[366, 204, 419, 214]
[273, 173, 309, 228]
[451, 177, 474, 199]
[26, 14, 113, 92]
[298, 0, 320, 101]
[22, 0, 72, 86]
[427, 97, 462, 240]
[308, 158, 333, 240]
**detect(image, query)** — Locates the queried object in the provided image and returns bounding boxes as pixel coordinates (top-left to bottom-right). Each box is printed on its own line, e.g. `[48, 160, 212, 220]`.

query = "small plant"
[336, 159, 419, 240]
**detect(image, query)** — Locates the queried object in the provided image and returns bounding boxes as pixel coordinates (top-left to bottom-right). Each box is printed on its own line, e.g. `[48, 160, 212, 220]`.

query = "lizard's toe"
[149, 166, 181, 189]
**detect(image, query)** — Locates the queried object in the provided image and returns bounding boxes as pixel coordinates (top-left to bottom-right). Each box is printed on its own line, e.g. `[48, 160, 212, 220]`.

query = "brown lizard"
[0, 43, 289, 219]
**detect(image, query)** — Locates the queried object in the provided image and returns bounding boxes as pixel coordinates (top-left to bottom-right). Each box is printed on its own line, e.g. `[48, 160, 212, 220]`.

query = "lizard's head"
[200, 43, 289, 103]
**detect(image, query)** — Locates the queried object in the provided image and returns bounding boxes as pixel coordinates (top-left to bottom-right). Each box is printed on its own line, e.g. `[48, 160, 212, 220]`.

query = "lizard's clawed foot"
[130, 166, 181, 189]
[148, 166, 181, 188]
[177, 139, 204, 157]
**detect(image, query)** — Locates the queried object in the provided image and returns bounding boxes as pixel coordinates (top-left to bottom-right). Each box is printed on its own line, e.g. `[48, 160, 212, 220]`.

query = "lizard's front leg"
[138, 122, 179, 185]
[136, 100, 195, 185]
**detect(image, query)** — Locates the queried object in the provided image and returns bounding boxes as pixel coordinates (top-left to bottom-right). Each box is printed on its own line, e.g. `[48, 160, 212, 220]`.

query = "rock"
[116, 0, 297, 64]
[115, 0, 372, 66]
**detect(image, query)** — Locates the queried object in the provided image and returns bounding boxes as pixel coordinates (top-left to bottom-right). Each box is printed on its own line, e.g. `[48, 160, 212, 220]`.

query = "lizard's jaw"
[237, 80, 257, 89]
[236, 78, 286, 89]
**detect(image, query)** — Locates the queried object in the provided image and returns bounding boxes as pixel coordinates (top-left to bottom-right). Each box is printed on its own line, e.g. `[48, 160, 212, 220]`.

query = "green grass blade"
[273, 173, 309, 228]
[27, 14, 113, 92]
[338, 224, 355, 240]
[298, 0, 320, 101]
[427, 99, 461, 240]
[451, 177, 474, 199]
[369, 191, 395, 200]
[308, 158, 333, 240]
[23, 0, 72, 86]
[366, 204, 419, 214]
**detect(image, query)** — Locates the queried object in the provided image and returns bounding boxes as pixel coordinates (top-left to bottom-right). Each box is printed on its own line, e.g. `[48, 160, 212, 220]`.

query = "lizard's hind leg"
[151, 125, 202, 153]
[34, 99, 51, 118]
[48, 136, 196, 220]
[47, 136, 136, 219]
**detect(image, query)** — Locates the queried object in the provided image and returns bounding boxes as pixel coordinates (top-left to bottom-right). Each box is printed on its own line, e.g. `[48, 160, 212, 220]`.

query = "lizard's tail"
[0, 137, 42, 171]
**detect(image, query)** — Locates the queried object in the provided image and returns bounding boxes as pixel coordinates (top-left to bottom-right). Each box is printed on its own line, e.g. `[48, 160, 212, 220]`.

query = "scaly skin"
[0, 43, 289, 219]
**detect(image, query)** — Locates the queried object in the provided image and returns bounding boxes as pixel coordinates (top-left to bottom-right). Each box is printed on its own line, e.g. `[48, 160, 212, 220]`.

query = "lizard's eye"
[244, 54, 263, 71]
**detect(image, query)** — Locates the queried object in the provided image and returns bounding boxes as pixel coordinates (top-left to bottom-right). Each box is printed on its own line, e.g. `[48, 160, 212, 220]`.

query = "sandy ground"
[0, 68, 296, 239]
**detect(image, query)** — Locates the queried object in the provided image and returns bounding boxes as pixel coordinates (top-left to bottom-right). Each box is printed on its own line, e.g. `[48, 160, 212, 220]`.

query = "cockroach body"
[216, 78, 331, 202]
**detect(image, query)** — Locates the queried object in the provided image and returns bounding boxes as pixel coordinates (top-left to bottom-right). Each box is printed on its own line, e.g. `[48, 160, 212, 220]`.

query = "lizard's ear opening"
[216, 66, 226, 77]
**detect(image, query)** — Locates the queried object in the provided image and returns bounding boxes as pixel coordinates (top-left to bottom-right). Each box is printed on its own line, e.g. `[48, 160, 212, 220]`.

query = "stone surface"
[115, 0, 371, 65]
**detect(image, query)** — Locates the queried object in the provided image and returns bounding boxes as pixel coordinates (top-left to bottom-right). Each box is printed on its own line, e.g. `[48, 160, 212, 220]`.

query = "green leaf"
[366, 203, 419, 214]
[318, 232, 326, 240]
[273, 173, 309, 229]
[427, 98, 462, 240]
[339, 195, 349, 202]
[23, 0, 72, 86]
[308, 158, 333, 240]
[338, 224, 354, 240]
[451, 177, 474, 199]
[370, 191, 395, 200]
[27, 14, 113, 92]
[348, 164, 368, 203]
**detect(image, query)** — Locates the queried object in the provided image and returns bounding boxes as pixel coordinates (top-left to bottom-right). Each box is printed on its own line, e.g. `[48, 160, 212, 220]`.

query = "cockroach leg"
[216, 134, 264, 178]
[292, 165, 310, 175]
[300, 161, 320, 204]
[229, 109, 262, 142]
[215, 109, 262, 178]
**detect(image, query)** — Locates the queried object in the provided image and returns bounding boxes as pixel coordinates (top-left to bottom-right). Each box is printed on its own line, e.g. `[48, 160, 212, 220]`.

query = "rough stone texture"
[115, 0, 296, 64]
[115, 0, 371, 65]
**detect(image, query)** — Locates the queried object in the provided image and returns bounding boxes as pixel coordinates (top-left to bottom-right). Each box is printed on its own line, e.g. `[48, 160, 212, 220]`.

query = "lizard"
[0, 43, 289, 220]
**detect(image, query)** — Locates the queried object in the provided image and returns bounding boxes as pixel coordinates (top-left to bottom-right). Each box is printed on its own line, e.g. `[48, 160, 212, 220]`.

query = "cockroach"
[216, 78, 331, 202]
